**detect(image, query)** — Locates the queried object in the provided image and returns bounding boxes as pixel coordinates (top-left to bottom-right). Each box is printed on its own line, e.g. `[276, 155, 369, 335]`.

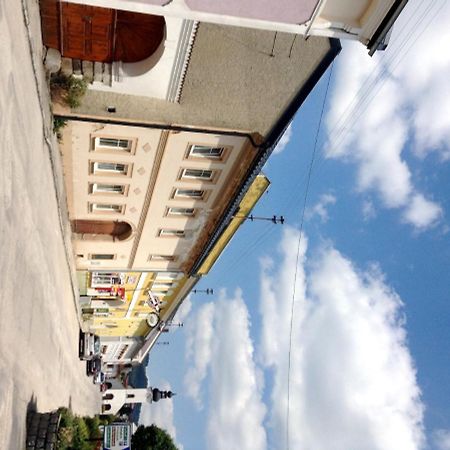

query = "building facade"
[50, 15, 340, 365]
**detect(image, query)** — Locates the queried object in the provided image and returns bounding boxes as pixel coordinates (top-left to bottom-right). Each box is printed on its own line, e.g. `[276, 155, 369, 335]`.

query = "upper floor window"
[167, 207, 195, 217]
[158, 229, 185, 238]
[148, 255, 177, 262]
[90, 183, 127, 195]
[173, 188, 205, 199]
[91, 162, 129, 176]
[188, 145, 225, 159]
[181, 168, 214, 181]
[94, 137, 132, 152]
[90, 254, 115, 260]
[89, 203, 124, 213]
[91, 272, 120, 287]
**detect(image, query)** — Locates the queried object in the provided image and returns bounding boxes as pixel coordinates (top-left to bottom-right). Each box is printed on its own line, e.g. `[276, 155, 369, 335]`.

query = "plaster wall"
[69, 24, 333, 138]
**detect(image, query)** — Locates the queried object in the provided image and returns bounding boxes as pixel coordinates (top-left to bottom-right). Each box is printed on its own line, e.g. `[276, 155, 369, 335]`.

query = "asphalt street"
[0, 1, 100, 448]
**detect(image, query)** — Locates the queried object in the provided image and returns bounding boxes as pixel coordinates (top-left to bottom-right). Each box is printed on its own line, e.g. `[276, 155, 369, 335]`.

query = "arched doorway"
[40, 1, 165, 63]
[72, 220, 132, 241]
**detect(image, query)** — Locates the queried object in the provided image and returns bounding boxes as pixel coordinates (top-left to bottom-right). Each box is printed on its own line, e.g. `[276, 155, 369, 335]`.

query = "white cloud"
[306, 193, 336, 222]
[325, 0, 449, 229]
[184, 291, 267, 450]
[258, 227, 425, 450]
[184, 302, 215, 408]
[433, 429, 450, 450]
[139, 381, 183, 450]
[173, 295, 192, 324]
[362, 199, 376, 220]
[272, 124, 292, 154]
[403, 193, 442, 230]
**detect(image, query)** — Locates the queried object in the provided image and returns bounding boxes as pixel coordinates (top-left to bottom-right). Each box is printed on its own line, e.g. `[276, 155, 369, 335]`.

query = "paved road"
[0, 1, 100, 448]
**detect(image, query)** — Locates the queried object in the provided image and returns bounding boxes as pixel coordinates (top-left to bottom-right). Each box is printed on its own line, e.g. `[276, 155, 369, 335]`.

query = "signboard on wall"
[103, 423, 132, 450]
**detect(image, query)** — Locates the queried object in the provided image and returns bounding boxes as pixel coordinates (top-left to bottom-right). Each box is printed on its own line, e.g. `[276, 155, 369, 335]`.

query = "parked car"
[93, 371, 106, 385]
[79, 331, 101, 361]
[86, 356, 102, 376]
[100, 381, 113, 392]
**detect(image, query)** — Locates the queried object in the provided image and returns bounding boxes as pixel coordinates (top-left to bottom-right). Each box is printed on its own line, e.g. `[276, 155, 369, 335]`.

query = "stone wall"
[26, 411, 60, 450]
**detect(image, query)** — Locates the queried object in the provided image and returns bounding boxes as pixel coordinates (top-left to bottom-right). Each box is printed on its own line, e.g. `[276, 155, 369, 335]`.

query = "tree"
[131, 424, 178, 450]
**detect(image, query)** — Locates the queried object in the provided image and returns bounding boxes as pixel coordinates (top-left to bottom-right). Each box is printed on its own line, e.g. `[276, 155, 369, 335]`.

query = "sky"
[139, 1, 450, 449]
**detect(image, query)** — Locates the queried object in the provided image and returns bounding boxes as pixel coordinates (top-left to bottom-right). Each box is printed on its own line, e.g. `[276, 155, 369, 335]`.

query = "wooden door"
[40, 0, 61, 50]
[40, 1, 165, 63]
[61, 3, 114, 62]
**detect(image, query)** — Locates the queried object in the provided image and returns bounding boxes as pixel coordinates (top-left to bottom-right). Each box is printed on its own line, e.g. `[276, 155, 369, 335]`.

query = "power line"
[285, 61, 334, 450]
[310, 0, 444, 179]
[284, 4, 445, 447]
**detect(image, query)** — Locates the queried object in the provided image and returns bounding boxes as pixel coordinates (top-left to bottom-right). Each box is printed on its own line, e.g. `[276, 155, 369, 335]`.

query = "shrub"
[53, 117, 67, 139]
[56, 408, 100, 450]
[50, 74, 87, 108]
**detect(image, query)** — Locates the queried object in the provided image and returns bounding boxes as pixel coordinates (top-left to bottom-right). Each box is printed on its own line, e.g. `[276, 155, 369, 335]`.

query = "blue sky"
[139, 1, 450, 449]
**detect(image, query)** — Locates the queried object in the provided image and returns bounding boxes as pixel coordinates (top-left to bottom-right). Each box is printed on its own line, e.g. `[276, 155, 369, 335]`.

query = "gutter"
[189, 38, 341, 275]
[367, 0, 409, 56]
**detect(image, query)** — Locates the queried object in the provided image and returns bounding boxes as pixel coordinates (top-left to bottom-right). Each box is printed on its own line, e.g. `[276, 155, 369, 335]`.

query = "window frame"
[172, 188, 207, 200]
[147, 255, 177, 262]
[89, 254, 116, 261]
[158, 229, 186, 238]
[90, 161, 131, 177]
[91, 136, 135, 154]
[180, 168, 215, 181]
[186, 144, 231, 162]
[89, 182, 128, 196]
[89, 202, 125, 214]
[166, 206, 196, 217]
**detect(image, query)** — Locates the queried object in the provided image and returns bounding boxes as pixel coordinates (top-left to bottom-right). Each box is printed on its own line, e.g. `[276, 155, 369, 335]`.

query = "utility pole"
[233, 214, 285, 224]
[192, 288, 214, 295]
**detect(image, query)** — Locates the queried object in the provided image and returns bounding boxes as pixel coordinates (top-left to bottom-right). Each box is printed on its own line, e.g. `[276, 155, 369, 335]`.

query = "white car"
[79, 331, 101, 360]
[93, 371, 106, 384]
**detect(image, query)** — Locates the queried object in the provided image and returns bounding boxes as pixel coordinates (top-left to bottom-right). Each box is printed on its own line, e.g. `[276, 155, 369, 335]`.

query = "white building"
[102, 381, 174, 415]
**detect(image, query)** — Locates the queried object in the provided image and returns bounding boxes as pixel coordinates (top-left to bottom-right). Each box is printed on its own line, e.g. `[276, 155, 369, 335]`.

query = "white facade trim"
[166, 20, 198, 102]
[63, 0, 399, 46]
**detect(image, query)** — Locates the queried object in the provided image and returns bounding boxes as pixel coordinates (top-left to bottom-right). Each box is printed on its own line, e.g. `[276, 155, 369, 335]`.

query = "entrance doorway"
[40, 1, 165, 63]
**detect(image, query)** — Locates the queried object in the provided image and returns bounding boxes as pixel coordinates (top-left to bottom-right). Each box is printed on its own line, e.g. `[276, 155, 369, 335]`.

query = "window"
[90, 183, 126, 195]
[152, 282, 174, 289]
[91, 272, 121, 287]
[155, 272, 180, 280]
[173, 188, 205, 199]
[90, 203, 124, 213]
[159, 229, 185, 237]
[181, 168, 214, 181]
[167, 207, 195, 217]
[189, 145, 225, 159]
[91, 162, 129, 175]
[94, 137, 132, 152]
[148, 255, 177, 262]
[90, 254, 115, 260]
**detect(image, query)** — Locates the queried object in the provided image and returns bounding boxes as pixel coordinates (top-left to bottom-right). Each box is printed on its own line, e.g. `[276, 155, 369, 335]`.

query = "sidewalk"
[21, 0, 83, 325]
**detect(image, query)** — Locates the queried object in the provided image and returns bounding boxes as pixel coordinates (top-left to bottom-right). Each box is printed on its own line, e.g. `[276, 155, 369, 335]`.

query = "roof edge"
[367, 0, 409, 56]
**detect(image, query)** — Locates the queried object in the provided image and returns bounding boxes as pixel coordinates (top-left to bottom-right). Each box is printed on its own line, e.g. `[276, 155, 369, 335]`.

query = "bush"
[53, 117, 67, 139]
[50, 74, 87, 108]
[56, 408, 100, 450]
